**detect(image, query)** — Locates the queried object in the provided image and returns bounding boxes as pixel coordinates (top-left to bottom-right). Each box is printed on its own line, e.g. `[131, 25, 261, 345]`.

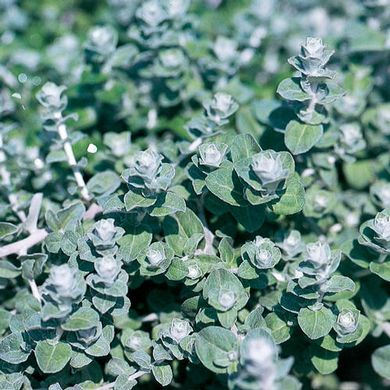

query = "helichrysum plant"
[0, 0, 390, 389]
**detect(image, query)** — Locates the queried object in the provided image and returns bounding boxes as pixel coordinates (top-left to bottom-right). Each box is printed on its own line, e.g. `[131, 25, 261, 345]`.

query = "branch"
[54, 112, 91, 202]
[0, 229, 48, 258]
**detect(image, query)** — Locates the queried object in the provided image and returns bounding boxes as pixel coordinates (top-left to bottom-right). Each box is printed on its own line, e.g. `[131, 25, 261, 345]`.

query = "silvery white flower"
[36, 82, 66, 110]
[187, 264, 201, 279]
[198, 143, 227, 168]
[306, 241, 331, 268]
[170, 318, 192, 342]
[335, 309, 359, 336]
[160, 49, 185, 68]
[213, 36, 238, 62]
[165, 0, 190, 18]
[373, 212, 390, 241]
[146, 247, 165, 267]
[372, 183, 390, 208]
[95, 256, 121, 284]
[218, 289, 237, 310]
[251, 151, 289, 185]
[87, 26, 117, 56]
[133, 148, 162, 181]
[127, 334, 142, 351]
[246, 337, 276, 367]
[204, 92, 238, 125]
[93, 219, 116, 242]
[137, 0, 168, 27]
[340, 123, 363, 147]
[314, 193, 329, 211]
[49, 264, 77, 296]
[301, 37, 326, 58]
[281, 230, 304, 257]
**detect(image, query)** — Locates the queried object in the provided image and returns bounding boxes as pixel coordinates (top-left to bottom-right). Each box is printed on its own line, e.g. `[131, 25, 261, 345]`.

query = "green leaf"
[205, 162, 245, 206]
[35, 341, 72, 373]
[370, 262, 390, 282]
[163, 209, 204, 256]
[230, 204, 265, 233]
[0, 261, 20, 279]
[124, 191, 156, 211]
[309, 344, 339, 375]
[0, 332, 30, 364]
[195, 326, 237, 374]
[271, 173, 305, 215]
[230, 134, 261, 163]
[152, 364, 173, 386]
[118, 226, 152, 263]
[298, 307, 335, 340]
[372, 345, 390, 379]
[87, 171, 121, 195]
[285, 121, 323, 155]
[0, 222, 18, 239]
[265, 312, 291, 344]
[277, 78, 310, 102]
[61, 307, 100, 331]
[150, 192, 186, 217]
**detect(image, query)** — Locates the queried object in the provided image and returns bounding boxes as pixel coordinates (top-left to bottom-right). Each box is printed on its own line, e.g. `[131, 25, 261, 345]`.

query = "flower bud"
[252, 151, 288, 185]
[198, 143, 227, 168]
[95, 256, 121, 284]
[213, 36, 238, 62]
[93, 219, 116, 242]
[302, 37, 325, 58]
[86, 26, 117, 58]
[373, 212, 390, 241]
[187, 264, 201, 280]
[218, 289, 236, 310]
[204, 92, 238, 125]
[146, 247, 165, 267]
[36, 82, 67, 111]
[133, 148, 162, 181]
[49, 264, 77, 296]
[335, 309, 359, 336]
[306, 241, 331, 267]
[170, 318, 192, 342]
[137, 0, 168, 27]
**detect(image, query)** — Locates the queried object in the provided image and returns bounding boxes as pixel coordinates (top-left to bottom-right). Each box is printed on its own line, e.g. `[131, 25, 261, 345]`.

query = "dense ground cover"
[0, 0, 389, 389]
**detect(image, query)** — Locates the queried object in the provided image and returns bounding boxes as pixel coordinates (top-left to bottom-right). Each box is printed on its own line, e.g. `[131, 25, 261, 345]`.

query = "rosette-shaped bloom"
[88, 219, 124, 251]
[203, 268, 248, 316]
[203, 93, 238, 126]
[84, 26, 118, 64]
[41, 264, 86, 320]
[170, 318, 193, 343]
[36, 82, 67, 111]
[123, 148, 175, 193]
[288, 37, 335, 79]
[198, 143, 228, 169]
[370, 181, 390, 209]
[359, 209, 390, 254]
[251, 151, 290, 186]
[335, 123, 366, 161]
[231, 328, 294, 390]
[334, 309, 359, 336]
[333, 308, 364, 344]
[297, 241, 341, 284]
[94, 256, 122, 286]
[278, 230, 305, 259]
[241, 236, 281, 270]
[138, 242, 174, 276]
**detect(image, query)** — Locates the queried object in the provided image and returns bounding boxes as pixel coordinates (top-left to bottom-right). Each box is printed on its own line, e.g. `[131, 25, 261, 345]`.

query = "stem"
[129, 370, 149, 381]
[55, 112, 91, 202]
[28, 279, 42, 303]
[141, 313, 158, 322]
[0, 229, 48, 258]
